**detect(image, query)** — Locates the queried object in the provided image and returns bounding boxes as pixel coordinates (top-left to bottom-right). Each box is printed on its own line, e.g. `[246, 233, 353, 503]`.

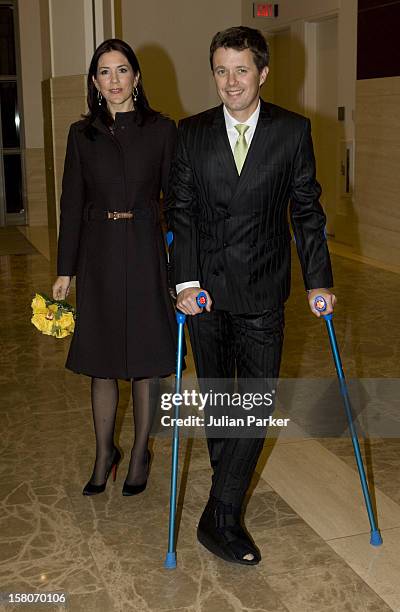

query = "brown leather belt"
[85, 208, 154, 221]
[107, 211, 133, 220]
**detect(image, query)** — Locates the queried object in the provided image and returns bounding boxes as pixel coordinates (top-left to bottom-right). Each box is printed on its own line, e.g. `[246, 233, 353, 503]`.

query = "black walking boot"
[197, 496, 261, 565]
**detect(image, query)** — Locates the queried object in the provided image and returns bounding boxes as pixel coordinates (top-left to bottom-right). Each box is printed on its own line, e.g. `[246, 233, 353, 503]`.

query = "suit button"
[223, 242, 228, 248]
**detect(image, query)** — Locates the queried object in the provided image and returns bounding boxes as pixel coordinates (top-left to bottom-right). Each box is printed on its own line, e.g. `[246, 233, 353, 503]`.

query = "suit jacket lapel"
[209, 105, 239, 189]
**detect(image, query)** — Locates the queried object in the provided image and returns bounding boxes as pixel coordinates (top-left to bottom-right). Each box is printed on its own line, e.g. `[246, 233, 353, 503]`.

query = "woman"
[52, 39, 177, 497]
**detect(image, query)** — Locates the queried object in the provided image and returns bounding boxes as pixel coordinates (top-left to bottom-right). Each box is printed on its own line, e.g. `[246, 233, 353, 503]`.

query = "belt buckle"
[112, 211, 118, 221]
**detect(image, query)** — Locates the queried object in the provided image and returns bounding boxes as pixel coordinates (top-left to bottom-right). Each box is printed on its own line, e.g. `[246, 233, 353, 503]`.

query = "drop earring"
[133, 86, 139, 103]
[97, 90, 103, 106]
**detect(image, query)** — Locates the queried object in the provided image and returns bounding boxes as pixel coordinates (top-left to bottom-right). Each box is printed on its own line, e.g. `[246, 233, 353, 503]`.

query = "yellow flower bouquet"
[31, 293, 75, 338]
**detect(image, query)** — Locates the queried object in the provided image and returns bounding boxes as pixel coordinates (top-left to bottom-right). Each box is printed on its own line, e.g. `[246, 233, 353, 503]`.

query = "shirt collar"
[223, 100, 261, 130]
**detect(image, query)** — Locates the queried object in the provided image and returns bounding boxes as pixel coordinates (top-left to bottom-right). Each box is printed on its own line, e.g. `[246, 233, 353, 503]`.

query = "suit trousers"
[187, 306, 284, 507]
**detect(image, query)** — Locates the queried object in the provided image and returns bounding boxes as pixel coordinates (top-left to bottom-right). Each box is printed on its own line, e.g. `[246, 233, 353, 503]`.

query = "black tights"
[89, 377, 159, 486]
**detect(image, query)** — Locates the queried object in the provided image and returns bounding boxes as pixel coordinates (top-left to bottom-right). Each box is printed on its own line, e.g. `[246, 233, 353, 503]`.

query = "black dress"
[57, 111, 178, 379]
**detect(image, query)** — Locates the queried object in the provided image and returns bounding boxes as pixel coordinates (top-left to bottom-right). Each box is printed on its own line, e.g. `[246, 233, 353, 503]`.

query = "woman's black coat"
[57, 111, 178, 379]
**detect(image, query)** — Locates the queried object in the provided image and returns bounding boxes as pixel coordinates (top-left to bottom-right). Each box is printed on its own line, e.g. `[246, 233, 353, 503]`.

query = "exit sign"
[253, 3, 279, 18]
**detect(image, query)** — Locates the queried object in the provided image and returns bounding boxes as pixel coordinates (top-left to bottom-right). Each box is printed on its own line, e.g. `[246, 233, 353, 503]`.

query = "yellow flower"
[31, 292, 75, 338]
[31, 293, 47, 314]
[31, 313, 56, 336]
[58, 311, 75, 333]
[44, 304, 58, 322]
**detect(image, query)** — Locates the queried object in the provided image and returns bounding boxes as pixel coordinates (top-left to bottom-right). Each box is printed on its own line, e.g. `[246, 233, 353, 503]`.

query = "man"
[167, 26, 336, 565]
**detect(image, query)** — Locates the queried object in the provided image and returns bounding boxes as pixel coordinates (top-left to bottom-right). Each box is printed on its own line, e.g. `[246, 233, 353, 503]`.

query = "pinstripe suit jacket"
[166, 99, 333, 314]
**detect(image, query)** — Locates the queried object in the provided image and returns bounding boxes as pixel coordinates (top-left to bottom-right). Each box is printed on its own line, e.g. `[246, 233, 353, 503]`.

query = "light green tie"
[234, 124, 250, 174]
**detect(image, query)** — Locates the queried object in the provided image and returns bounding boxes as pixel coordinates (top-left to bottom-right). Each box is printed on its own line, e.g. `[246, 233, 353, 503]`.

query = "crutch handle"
[176, 292, 207, 324]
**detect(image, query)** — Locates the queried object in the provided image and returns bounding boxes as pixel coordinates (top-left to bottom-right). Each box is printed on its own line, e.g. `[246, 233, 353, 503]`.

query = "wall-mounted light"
[15, 110, 20, 134]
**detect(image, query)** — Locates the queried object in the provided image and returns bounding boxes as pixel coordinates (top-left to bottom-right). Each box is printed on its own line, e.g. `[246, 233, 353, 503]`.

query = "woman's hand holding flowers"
[52, 275, 71, 300]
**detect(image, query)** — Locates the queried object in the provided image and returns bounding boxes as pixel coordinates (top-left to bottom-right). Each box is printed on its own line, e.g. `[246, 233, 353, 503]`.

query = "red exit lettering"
[253, 3, 278, 18]
[257, 4, 273, 17]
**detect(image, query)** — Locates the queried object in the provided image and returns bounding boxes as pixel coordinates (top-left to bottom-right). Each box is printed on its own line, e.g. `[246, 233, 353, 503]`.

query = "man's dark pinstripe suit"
[167, 98, 333, 508]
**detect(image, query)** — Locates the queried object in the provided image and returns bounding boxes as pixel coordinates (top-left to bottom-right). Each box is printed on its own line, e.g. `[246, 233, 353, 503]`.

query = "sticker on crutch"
[314, 296, 327, 312]
[196, 291, 207, 308]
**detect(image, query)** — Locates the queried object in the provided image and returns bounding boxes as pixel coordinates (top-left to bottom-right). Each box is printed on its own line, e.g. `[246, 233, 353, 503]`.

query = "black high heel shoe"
[82, 447, 121, 496]
[122, 449, 151, 496]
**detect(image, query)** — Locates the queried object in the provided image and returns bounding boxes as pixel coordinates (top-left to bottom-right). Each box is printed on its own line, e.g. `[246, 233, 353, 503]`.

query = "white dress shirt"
[176, 101, 261, 295]
[224, 100, 260, 153]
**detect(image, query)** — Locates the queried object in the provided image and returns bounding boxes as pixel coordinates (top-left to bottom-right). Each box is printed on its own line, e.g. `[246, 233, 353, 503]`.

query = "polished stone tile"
[87, 531, 289, 612]
[0, 481, 113, 609]
[1, 237, 400, 611]
[256, 523, 343, 576]
[0, 227, 38, 256]
[261, 439, 400, 540]
[329, 527, 400, 611]
[266, 562, 393, 611]
[282, 253, 400, 379]
[18, 225, 50, 261]
[319, 438, 400, 507]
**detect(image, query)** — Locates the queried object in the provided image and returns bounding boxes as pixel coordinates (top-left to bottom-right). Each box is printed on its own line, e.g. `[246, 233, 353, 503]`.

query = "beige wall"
[121, 0, 242, 120]
[39, 0, 52, 79]
[102, 0, 116, 40]
[354, 77, 400, 267]
[24, 149, 47, 226]
[48, 0, 88, 77]
[313, 17, 338, 235]
[42, 76, 87, 235]
[334, 1, 358, 244]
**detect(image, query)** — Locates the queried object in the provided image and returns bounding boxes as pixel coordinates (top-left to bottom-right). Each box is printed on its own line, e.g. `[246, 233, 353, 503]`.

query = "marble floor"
[0, 231, 400, 612]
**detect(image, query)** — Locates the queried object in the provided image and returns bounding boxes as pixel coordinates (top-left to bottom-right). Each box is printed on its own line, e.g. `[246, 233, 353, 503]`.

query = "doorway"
[267, 18, 339, 237]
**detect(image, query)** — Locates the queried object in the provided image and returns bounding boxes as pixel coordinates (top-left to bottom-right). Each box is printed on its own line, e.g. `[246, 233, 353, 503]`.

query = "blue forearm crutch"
[164, 291, 208, 569]
[314, 295, 382, 546]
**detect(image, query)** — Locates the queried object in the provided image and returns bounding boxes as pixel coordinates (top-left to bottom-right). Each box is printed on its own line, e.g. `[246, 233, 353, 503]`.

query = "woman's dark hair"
[209, 26, 269, 73]
[84, 38, 158, 131]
